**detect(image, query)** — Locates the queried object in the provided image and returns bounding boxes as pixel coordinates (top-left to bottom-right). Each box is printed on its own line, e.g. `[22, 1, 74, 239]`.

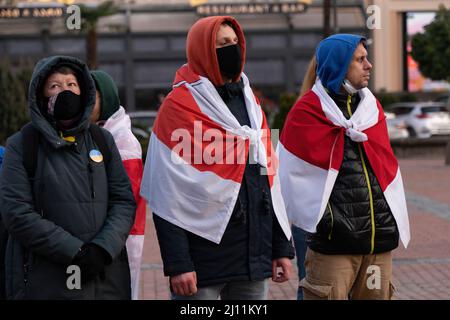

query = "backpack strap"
[89, 123, 111, 165]
[20, 123, 112, 176]
[21, 123, 39, 179]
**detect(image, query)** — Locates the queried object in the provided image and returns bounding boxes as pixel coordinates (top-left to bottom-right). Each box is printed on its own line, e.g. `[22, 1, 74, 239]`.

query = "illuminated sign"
[0, 6, 65, 18]
[195, 1, 309, 16]
[190, 0, 208, 6]
[14, 0, 74, 4]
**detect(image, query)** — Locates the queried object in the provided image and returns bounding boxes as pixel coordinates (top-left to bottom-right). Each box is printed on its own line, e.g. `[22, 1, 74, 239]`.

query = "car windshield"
[131, 116, 156, 130]
[389, 106, 413, 116]
[435, 96, 449, 103]
[421, 106, 448, 114]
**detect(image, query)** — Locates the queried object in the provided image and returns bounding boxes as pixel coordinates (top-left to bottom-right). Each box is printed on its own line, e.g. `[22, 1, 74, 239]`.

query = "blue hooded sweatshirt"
[316, 34, 366, 94]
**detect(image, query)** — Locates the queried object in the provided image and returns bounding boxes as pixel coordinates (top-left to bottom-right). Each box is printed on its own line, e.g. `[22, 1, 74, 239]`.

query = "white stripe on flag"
[126, 234, 145, 300]
[141, 134, 241, 244]
[278, 142, 333, 233]
[383, 168, 411, 248]
[270, 171, 292, 240]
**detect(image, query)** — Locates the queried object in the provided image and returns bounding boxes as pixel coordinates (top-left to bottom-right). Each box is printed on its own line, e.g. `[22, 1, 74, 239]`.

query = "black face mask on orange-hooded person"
[216, 44, 242, 80]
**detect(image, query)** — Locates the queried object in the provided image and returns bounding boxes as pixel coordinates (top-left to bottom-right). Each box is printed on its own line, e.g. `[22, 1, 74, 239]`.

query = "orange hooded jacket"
[186, 15, 247, 86]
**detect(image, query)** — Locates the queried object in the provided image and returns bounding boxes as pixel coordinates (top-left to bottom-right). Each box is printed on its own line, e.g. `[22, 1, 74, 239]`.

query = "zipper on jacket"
[346, 95, 376, 254]
[23, 250, 30, 285]
[327, 202, 334, 240]
[88, 162, 96, 199]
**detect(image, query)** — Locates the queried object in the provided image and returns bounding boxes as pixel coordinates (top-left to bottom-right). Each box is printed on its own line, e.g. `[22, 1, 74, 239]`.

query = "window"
[421, 106, 448, 114]
[390, 107, 413, 116]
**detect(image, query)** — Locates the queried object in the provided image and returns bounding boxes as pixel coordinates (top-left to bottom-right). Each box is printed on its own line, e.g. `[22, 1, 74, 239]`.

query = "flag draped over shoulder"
[140, 64, 291, 244]
[102, 106, 146, 300]
[278, 79, 410, 248]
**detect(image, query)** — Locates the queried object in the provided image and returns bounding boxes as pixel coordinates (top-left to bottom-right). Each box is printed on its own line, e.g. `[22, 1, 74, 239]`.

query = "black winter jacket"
[307, 92, 399, 255]
[154, 80, 294, 288]
[0, 56, 136, 299]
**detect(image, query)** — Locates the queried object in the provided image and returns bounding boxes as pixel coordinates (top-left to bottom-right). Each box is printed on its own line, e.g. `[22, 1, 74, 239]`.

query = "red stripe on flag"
[153, 86, 247, 183]
[173, 64, 201, 85]
[330, 133, 345, 171]
[361, 101, 398, 191]
[260, 106, 276, 187]
[281, 90, 342, 170]
[123, 159, 146, 235]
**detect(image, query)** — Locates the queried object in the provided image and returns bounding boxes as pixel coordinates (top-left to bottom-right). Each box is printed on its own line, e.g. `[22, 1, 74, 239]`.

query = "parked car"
[434, 94, 450, 111]
[385, 102, 450, 138]
[129, 111, 158, 162]
[385, 111, 409, 140]
[129, 110, 158, 136]
[131, 126, 150, 140]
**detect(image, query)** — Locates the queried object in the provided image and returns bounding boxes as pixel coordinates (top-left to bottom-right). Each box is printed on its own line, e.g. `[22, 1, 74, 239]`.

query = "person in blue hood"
[316, 34, 371, 95]
[282, 34, 400, 300]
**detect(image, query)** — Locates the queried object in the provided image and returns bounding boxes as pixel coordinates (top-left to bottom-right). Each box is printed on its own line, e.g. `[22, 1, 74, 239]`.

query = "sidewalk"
[139, 158, 450, 300]
[391, 159, 450, 300]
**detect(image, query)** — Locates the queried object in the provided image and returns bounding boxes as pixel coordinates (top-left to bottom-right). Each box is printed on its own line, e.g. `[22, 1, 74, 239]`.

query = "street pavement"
[139, 158, 450, 300]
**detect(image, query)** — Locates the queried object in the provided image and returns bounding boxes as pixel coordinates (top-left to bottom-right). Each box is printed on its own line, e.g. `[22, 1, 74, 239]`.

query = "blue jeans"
[292, 225, 307, 300]
[171, 279, 269, 300]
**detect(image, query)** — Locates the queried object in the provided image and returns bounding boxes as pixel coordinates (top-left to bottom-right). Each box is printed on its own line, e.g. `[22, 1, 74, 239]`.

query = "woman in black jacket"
[0, 56, 136, 299]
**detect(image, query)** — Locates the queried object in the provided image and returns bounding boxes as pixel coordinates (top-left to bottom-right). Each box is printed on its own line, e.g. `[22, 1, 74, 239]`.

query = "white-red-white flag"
[278, 79, 410, 248]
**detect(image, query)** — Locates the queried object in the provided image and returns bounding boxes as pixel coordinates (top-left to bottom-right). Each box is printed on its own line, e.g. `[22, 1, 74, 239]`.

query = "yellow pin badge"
[89, 149, 103, 163]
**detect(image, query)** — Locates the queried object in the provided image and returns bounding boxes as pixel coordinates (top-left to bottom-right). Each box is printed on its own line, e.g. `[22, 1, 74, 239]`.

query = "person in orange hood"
[140, 16, 295, 300]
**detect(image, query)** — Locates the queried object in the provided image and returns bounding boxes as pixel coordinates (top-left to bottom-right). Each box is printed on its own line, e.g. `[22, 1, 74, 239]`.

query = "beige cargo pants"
[300, 248, 396, 300]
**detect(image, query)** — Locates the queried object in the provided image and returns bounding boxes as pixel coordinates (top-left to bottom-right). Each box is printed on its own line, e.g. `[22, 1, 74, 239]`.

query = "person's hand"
[72, 243, 108, 284]
[272, 258, 292, 283]
[170, 271, 198, 296]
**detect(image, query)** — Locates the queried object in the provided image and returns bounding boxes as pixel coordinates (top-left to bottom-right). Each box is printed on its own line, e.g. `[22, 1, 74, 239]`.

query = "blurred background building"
[0, 0, 449, 111]
[370, 0, 450, 93]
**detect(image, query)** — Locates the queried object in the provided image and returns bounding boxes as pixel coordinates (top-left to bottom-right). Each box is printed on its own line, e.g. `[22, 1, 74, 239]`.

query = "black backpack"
[0, 122, 111, 299]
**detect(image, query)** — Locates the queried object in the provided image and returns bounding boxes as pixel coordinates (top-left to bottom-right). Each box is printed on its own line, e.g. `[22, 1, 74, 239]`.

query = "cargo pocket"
[299, 277, 333, 300]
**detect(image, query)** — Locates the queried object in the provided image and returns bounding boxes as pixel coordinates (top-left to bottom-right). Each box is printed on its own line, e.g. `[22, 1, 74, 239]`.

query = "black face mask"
[52, 90, 83, 121]
[216, 44, 242, 80]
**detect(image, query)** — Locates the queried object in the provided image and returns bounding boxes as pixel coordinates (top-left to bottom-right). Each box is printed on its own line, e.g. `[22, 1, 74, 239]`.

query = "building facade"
[0, 1, 379, 110]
